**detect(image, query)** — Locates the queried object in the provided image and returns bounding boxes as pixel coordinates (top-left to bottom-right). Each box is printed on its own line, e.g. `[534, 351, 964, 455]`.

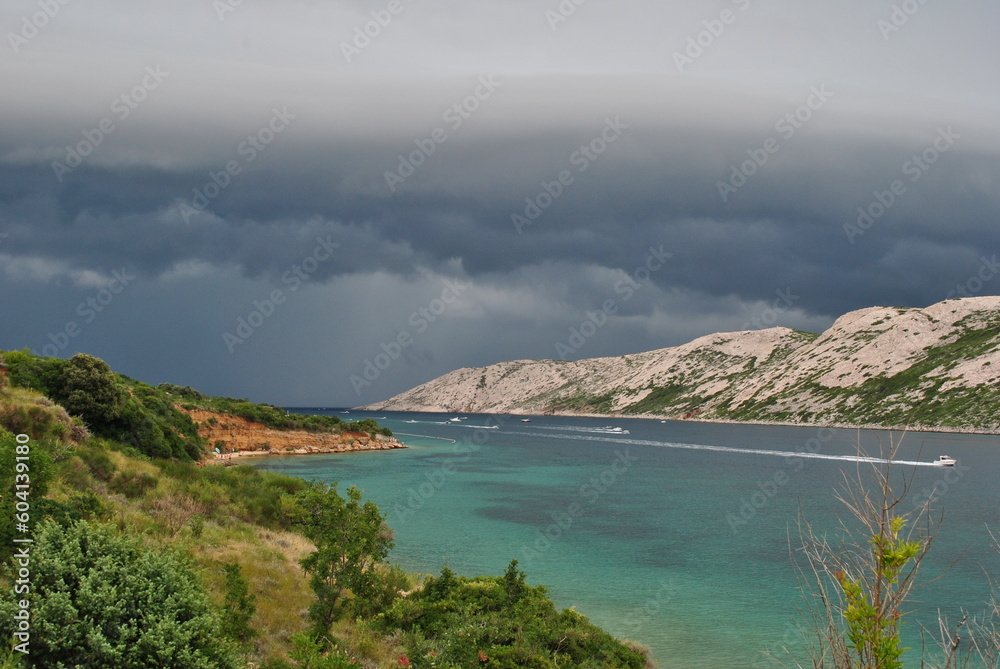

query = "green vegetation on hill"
[0, 520, 243, 668]
[160, 383, 391, 437]
[2, 350, 391, 463]
[0, 351, 649, 668]
[378, 563, 648, 668]
[524, 311, 1000, 431]
[712, 313, 1000, 429]
[4, 350, 203, 460]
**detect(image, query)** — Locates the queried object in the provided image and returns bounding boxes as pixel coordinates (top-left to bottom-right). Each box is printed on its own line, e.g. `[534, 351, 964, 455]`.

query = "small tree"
[220, 562, 257, 643]
[503, 559, 528, 604]
[790, 433, 939, 669]
[291, 483, 394, 635]
[55, 353, 124, 429]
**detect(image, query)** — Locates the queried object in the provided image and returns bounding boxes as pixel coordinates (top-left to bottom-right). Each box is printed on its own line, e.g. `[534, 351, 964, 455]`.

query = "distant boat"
[601, 426, 629, 434]
[521, 418, 532, 423]
[449, 417, 462, 423]
[936, 455, 957, 466]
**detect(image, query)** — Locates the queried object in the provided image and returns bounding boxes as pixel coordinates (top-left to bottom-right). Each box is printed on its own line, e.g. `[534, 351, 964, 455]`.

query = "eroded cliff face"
[361, 297, 1000, 432]
[181, 408, 405, 456]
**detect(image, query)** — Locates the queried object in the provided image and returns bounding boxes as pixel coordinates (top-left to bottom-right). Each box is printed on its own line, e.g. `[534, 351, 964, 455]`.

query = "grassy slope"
[2, 348, 390, 463]
[0, 352, 649, 668]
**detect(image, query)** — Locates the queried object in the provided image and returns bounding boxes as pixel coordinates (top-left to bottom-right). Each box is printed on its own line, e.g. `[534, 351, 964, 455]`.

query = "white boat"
[601, 426, 630, 434]
[449, 418, 462, 423]
[521, 418, 532, 423]
[935, 455, 957, 466]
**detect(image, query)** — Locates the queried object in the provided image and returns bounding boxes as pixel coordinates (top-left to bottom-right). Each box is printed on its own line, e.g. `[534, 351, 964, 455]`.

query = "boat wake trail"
[503, 431, 939, 467]
[525, 424, 630, 435]
[393, 432, 457, 444]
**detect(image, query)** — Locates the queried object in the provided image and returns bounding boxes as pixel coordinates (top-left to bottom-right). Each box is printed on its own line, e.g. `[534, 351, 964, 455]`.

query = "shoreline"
[206, 438, 407, 465]
[182, 406, 407, 465]
[552, 411, 1000, 436]
[353, 406, 1000, 437]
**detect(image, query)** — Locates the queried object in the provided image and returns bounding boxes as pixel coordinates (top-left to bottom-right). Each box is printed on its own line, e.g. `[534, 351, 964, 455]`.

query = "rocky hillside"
[361, 297, 1000, 432]
[182, 408, 405, 457]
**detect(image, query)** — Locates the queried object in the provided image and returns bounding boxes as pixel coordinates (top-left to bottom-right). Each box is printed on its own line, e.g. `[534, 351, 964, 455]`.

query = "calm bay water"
[256, 411, 1000, 668]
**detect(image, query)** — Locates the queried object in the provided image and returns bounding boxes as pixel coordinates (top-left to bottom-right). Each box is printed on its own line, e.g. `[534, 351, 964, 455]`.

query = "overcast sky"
[2, 0, 999, 406]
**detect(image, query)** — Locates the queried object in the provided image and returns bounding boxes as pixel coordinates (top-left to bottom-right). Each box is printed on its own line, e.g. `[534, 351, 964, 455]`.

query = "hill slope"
[0, 351, 651, 668]
[362, 297, 1000, 432]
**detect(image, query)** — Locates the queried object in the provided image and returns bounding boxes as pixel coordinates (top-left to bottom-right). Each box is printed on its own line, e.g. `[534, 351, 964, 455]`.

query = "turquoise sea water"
[256, 411, 999, 668]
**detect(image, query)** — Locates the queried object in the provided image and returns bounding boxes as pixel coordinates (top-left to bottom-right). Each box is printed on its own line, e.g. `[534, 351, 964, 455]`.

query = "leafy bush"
[154, 461, 308, 529]
[202, 464, 308, 528]
[1, 350, 65, 396]
[54, 353, 125, 429]
[76, 445, 116, 482]
[378, 561, 649, 669]
[0, 432, 54, 563]
[108, 471, 158, 499]
[0, 399, 76, 444]
[0, 520, 241, 668]
[3, 351, 205, 460]
[220, 562, 257, 643]
[286, 633, 363, 669]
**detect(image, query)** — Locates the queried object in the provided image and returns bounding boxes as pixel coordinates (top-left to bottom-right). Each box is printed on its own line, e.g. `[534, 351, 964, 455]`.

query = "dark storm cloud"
[2, 77, 999, 320]
[3, 0, 1000, 403]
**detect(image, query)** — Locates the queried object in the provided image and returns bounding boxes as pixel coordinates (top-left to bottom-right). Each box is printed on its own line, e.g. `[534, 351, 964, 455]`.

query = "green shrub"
[108, 471, 158, 499]
[189, 514, 205, 538]
[378, 561, 648, 669]
[57, 454, 96, 493]
[67, 490, 110, 520]
[0, 432, 55, 563]
[287, 633, 362, 669]
[0, 400, 75, 444]
[220, 562, 257, 643]
[76, 446, 116, 482]
[1, 350, 65, 396]
[353, 564, 410, 619]
[0, 520, 241, 668]
[53, 353, 125, 429]
[156, 458, 202, 482]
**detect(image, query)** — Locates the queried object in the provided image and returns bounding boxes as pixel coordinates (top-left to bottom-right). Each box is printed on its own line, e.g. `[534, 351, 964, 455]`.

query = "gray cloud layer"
[2, 0, 999, 403]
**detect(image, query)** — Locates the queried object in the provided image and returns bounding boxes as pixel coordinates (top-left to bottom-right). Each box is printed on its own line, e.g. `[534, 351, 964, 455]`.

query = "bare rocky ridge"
[361, 297, 1000, 432]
